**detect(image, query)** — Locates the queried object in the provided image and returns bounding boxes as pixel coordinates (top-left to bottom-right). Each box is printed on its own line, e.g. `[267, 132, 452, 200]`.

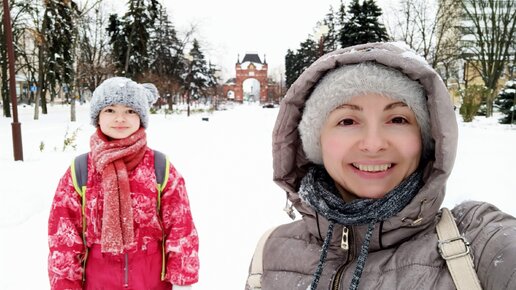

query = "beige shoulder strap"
[436, 207, 483, 290]
[247, 226, 277, 289]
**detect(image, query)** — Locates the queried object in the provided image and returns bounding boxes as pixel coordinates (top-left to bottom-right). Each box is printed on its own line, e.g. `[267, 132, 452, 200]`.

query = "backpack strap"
[436, 207, 483, 290]
[153, 150, 170, 281]
[153, 150, 169, 212]
[247, 226, 278, 289]
[71, 152, 88, 196]
[70, 152, 89, 283]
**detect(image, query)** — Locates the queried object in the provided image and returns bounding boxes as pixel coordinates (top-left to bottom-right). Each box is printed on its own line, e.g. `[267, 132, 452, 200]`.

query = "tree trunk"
[70, 93, 76, 122]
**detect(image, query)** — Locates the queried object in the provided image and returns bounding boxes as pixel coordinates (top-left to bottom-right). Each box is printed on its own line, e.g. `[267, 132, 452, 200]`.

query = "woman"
[246, 42, 516, 289]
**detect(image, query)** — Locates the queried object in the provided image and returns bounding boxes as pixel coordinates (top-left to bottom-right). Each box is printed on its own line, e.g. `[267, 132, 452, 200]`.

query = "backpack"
[70, 150, 170, 282]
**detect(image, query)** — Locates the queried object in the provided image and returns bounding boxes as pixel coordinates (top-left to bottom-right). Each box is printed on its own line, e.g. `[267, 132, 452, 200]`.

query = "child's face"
[320, 93, 422, 201]
[98, 104, 141, 139]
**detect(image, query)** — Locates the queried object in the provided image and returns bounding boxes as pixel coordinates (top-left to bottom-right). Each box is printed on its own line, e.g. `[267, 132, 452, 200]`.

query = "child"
[48, 77, 199, 290]
[246, 42, 516, 289]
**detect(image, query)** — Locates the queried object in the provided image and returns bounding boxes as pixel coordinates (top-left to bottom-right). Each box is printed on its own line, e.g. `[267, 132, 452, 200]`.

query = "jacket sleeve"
[161, 164, 199, 285]
[454, 201, 516, 290]
[48, 167, 85, 290]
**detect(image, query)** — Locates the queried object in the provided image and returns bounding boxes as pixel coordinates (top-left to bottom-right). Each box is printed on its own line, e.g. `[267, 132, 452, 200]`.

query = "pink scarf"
[90, 128, 147, 253]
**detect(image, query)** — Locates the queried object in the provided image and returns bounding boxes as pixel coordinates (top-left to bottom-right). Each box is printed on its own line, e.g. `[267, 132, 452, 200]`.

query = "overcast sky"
[108, 0, 401, 81]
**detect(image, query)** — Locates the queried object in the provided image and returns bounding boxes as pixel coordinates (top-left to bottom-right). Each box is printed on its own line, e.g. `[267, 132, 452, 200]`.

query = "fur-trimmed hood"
[272, 42, 458, 243]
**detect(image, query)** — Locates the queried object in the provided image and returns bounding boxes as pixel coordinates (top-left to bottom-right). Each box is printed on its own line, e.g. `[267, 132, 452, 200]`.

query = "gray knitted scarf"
[299, 165, 424, 290]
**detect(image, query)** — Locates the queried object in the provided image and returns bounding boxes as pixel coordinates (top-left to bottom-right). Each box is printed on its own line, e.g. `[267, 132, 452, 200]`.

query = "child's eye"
[127, 109, 137, 114]
[338, 118, 356, 126]
[103, 108, 114, 113]
[391, 116, 409, 124]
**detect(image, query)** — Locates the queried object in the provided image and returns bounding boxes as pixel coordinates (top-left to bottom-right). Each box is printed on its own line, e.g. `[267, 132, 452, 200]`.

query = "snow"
[1, 102, 516, 289]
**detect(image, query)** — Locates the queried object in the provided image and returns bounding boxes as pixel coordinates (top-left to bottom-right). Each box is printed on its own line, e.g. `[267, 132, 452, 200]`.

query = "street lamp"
[314, 23, 329, 57]
[184, 54, 194, 117]
[2, 0, 23, 161]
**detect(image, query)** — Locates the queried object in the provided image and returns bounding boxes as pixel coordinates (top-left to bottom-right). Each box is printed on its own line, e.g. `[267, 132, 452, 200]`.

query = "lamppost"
[2, 0, 23, 161]
[314, 23, 329, 57]
[184, 54, 194, 117]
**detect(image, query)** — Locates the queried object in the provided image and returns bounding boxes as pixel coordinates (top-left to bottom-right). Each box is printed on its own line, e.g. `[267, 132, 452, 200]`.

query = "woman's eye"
[338, 118, 356, 126]
[391, 116, 408, 124]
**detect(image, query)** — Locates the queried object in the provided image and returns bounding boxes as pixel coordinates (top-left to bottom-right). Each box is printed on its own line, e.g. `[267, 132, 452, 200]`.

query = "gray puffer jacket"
[246, 42, 516, 290]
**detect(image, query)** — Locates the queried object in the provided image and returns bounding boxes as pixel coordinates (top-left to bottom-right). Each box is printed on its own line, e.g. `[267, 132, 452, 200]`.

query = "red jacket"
[48, 149, 199, 289]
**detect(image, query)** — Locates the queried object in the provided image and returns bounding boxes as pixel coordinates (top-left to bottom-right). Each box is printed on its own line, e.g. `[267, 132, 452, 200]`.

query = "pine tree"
[148, 6, 182, 78]
[285, 49, 298, 88]
[495, 80, 516, 124]
[321, 6, 340, 54]
[183, 39, 213, 115]
[146, 5, 183, 109]
[339, 0, 389, 48]
[107, 14, 127, 74]
[107, 0, 159, 78]
[284, 38, 318, 89]
[284, 3, 343, 89]
[43, 0, 79, 102]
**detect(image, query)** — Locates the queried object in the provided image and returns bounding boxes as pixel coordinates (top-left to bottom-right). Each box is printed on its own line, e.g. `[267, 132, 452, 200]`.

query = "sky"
[0, 102, 515, 289]
[107, 0, 401, 81]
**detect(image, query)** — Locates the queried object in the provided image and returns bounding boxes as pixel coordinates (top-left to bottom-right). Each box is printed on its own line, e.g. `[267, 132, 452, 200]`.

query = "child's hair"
[299, 62, 433, 164]
[90, 77, 159, 128]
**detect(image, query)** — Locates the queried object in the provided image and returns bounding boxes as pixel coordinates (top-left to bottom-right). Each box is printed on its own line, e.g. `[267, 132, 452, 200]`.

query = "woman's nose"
[358, 126, 388, 152]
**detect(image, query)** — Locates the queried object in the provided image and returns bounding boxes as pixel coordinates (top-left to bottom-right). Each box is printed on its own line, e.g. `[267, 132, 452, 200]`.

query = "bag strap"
[247, 226, 277, 289]
[152, 150, 170, 281]
[153, 150, 168, 189]
[71, 152, 89, 196]
[436, 207, 483, 290]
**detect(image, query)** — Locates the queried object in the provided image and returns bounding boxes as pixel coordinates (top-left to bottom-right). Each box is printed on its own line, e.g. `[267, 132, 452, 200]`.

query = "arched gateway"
[223, 53, 269, 103]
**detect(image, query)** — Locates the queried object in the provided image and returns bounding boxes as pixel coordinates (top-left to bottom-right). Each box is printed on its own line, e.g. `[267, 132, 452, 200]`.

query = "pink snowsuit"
[48, 149, 199, 289]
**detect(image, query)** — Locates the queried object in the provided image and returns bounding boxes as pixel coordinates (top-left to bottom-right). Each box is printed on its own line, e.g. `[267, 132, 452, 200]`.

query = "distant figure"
[246, 42, 516, 290]
[48, 77, 199, 290]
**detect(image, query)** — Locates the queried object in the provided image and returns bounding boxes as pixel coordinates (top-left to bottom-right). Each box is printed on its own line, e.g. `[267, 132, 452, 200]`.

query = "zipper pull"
[341, 227, 349, 250]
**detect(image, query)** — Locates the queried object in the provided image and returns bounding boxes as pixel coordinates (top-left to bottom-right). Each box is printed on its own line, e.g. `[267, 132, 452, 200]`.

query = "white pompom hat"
[90, 77, 159, 128]
[298, 62, 433, 164]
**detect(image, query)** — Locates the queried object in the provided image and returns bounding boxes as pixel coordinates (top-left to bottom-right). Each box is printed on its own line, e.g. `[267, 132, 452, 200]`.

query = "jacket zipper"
[123, 253, 129, 287]
[331, 226, 355, 290]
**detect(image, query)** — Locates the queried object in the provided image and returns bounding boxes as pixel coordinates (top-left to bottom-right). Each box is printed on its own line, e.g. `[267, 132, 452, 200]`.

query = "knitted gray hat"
[90, 77, 159, 128]
[299, 62, 433, 164]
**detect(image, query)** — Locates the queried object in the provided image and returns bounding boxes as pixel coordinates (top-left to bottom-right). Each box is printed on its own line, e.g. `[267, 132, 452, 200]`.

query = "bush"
[458, 85, 490, 122]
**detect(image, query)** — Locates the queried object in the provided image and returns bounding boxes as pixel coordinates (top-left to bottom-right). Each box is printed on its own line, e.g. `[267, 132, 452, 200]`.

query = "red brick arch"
[223, 53, 269, 103]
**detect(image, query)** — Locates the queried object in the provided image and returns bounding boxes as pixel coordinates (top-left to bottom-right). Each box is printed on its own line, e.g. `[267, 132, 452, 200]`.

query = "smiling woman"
[300, 63, 430, 202]
[246, 42, 516, 290]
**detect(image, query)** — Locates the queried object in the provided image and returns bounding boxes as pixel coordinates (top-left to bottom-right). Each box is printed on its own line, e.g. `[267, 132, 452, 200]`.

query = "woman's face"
[98, 104, 141, 139]
[320, 93, 422, 201]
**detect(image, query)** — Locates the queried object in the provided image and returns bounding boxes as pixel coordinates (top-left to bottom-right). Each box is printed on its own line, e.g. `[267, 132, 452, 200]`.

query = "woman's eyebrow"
[384, 101, 408, 111]
[334, 103, 362, 111]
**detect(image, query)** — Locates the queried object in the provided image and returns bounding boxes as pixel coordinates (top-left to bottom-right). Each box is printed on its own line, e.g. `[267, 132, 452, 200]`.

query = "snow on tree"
[339, 0, 389, 48]
[107, 0, 159, 78]
[495, 80, 516, 124]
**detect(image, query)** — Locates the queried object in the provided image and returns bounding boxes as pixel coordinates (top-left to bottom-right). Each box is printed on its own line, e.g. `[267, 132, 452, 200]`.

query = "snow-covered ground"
[1, 102, 515, 289]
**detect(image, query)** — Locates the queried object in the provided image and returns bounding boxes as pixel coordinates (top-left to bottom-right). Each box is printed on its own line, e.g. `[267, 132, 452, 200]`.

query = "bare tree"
[461, 0, 516, 117]
[75, 1, 113, 95]
[387, 0, 462, 84]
